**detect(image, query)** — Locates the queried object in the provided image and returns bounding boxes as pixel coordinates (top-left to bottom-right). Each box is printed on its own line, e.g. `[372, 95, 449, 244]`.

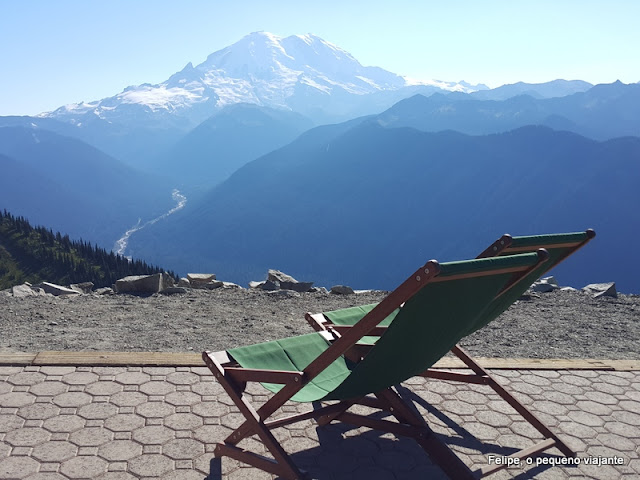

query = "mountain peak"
[40, 32, 481, 129]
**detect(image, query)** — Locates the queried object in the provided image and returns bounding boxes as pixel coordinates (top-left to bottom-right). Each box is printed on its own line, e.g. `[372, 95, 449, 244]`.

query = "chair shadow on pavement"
[206, 385, 572, 479]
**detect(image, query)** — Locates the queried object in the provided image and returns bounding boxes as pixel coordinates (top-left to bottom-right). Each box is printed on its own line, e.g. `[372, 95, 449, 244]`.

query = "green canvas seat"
[202, 248, 567, 479]
[317, 230, 594, 347]
[305, 229, 594, 478]
[228, 254, 539, 403]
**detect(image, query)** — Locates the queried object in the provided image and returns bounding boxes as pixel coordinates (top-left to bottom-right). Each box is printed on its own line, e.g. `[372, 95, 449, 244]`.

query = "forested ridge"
[0, 210, 177, 289]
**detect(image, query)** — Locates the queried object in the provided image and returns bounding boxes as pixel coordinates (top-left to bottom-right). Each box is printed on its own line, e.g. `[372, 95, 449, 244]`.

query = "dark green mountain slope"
[0, 210, 176, 290]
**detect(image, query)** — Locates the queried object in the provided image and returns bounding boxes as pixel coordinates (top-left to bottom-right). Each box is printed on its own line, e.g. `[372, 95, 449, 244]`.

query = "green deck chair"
[306, 229, 594, 477]
[203, 250, 551, 479]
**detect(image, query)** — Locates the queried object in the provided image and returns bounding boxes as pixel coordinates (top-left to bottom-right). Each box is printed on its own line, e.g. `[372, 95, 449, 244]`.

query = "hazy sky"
[1, 0, 638, 116]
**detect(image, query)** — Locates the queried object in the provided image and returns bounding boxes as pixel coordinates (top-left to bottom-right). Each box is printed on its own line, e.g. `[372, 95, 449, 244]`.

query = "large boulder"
[582, 282, 617, 298]
[331, 285, 355, 295]
[33, 282, 80, 296]
[11, 284, 43, 297]
[187, 273, 216, 288]
[267, 269, 313, 292]
[115, 273, 174, 294]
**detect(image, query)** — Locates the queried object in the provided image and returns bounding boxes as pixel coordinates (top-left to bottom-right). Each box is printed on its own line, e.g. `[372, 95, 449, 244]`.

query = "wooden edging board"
[0, 352, 638, 371]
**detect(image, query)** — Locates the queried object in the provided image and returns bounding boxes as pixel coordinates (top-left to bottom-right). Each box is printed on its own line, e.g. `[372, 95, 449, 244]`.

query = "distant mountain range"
[0, 32, 594, 169]
[128, 120, 640, 293]
[378, 81, 640, 140]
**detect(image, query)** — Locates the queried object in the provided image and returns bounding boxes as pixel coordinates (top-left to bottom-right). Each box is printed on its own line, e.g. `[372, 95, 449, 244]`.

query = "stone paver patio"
[0, 363, 639, 479]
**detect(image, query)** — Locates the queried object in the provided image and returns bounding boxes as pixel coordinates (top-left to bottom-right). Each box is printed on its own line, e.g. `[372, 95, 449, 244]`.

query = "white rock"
[530, 278, 559, 293]
[33, 282, 80, 296]
[582, 282, 617, 298]
[187, 273, 216, 286]
[115, 273, 174, 294]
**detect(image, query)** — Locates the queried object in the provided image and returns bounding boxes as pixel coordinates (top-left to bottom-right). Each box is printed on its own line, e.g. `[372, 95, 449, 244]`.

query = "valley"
[113, 189, 187, 257]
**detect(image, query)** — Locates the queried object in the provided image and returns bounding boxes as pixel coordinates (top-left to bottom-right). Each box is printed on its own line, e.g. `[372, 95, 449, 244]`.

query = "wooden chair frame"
[204, 251, 551, 479]
[306, 229, 595, 477]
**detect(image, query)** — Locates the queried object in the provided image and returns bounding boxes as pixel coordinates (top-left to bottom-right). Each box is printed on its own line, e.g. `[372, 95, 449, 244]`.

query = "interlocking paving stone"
[60, 372, 99, 385]
[59, 455, 108, 478]
[68, 427, 113, 447]
[128, 454, 173, 476]
[0, 365, 638, 478]
[52, 392, 91, 408]
[42, 414, 86, 433]
[0, 455, 40, 478]
[97, 440, 142, 461]
[31, 441, 77, 462]
[139, 380, 176, 396]
[0, 391, 36, 407]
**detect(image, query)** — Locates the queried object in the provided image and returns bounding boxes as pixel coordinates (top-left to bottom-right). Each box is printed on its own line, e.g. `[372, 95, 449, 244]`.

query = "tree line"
[0, 209, 178, 289]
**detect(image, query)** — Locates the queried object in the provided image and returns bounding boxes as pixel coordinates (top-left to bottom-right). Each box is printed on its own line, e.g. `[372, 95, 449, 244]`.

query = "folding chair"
[203, 250, 552, 479]
[307, 229, 594, 477]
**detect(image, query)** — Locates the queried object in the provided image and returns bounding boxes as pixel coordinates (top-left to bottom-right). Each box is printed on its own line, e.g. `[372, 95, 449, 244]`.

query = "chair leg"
[449, 345, 575, 458]
[203, 353, 306, 479]
[375, 387, 478, 480]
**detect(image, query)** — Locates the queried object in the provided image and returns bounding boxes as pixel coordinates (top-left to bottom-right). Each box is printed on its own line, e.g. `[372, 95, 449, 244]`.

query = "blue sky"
[1, 0, 639, 116]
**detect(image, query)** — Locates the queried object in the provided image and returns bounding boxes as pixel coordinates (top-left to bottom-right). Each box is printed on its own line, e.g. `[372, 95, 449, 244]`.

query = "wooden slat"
[0, 352, 37, 365]
[32, 351, 204, 366]
[0, 351, 632, 370]
[430, 357, 640, 371]
[226, 367, 303, 385]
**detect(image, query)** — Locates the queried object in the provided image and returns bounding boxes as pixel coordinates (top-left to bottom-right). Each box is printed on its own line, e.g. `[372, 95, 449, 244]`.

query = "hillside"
[0, 210, 176, 290]
[128, 123, 640, 293]
[148, 103, 315, 189]
[0, 126, 175, 247]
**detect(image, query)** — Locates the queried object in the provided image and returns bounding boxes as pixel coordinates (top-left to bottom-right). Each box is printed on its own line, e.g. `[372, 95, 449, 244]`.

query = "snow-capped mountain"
[42, 32, 481, 128]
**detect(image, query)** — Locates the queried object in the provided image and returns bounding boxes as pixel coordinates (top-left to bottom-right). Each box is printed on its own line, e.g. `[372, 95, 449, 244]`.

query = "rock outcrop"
[330, 285, 355, 295]
[33, 282, 80, 296]
[583, 282, 617, 298]
[248, 269, 314, 292]
[530, 276, 559, 293]
[187, 273, 216, 287]
[114, 273, 175, 294]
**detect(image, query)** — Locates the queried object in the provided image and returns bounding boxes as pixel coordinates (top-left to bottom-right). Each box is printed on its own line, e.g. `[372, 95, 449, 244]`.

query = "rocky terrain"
[1, 280, 638, 359]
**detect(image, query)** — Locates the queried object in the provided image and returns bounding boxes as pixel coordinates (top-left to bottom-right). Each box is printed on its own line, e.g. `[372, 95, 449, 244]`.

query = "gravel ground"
[0, 288, 638, 359]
